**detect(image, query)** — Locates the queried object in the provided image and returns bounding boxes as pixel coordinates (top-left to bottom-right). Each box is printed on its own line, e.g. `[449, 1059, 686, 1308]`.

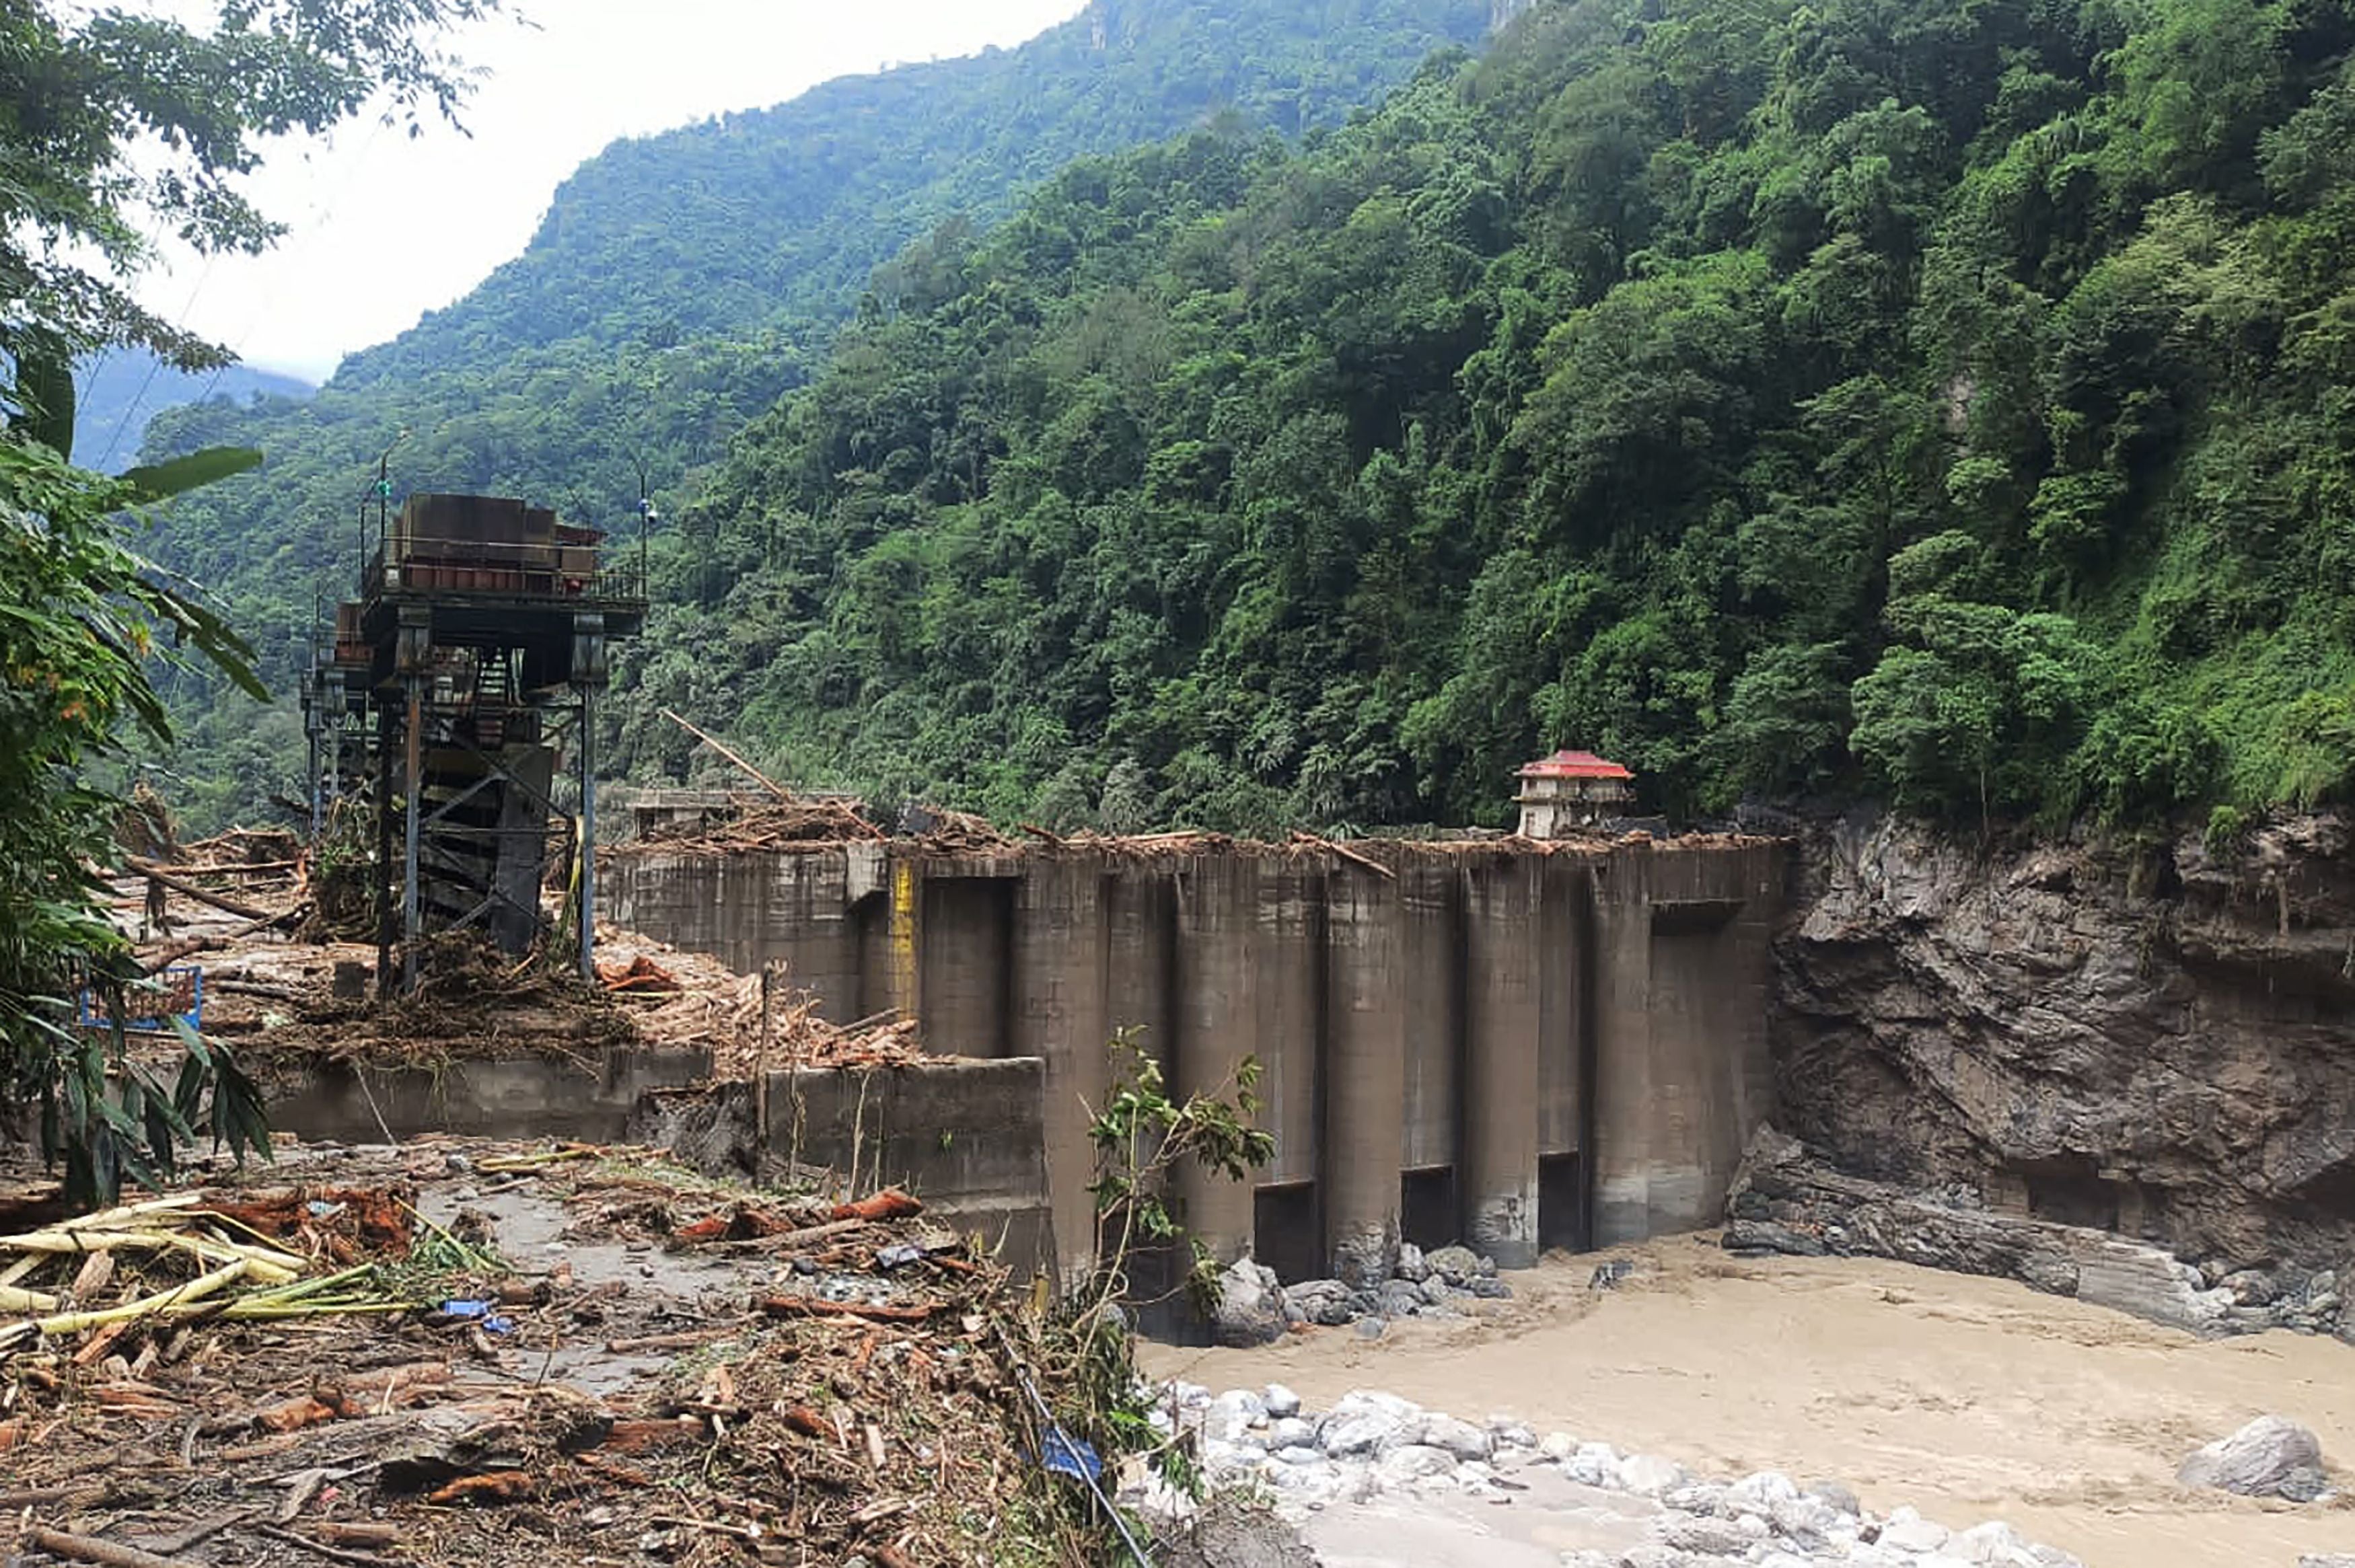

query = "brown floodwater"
[1141, 1236, 2355, 1568]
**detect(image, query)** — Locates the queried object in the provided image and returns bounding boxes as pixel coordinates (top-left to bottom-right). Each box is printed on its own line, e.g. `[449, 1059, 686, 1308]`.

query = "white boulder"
[2176, 1414, 2329, 1501]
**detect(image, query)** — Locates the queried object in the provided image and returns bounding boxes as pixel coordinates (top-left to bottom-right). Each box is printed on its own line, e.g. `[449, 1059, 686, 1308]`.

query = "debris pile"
[896, 806, 1016, 854]
[0, 1189, 421, 1360]
[621, 797, 1020, 856]
[633, 793, 884, 850]
[115, 798, 316, 885]
[97, 805, 951, 1080]
[0, 1140, 1105, 1568]
[180, 930, 641, 1068]
[174, 827, 308, 872]
[118, 827, 314, 971]
[600, 937, 926, 1073]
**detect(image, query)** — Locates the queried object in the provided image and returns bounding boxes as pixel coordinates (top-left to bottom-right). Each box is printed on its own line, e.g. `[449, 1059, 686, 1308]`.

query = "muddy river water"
[1142, 1236, 2355, 1568]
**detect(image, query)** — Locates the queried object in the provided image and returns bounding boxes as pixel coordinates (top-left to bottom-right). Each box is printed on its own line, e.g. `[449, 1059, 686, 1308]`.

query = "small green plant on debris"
[1084, 1029, 1275, 1320]
[1046, 1031, 1274, 1495]
[986, 1035, 1274, 1563]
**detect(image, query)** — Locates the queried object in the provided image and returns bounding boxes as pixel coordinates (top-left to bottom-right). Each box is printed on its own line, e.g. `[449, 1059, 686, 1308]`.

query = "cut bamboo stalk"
[30, 1258, 249, 1337]
[24, 1525, 200, 1568]
[231, 1265, 375, 1309]
[215, 1301, 413, 1322]
[476, 1146, 600, 1172]
[59, 1194, 205, 1228]
[0, 1227, 187, 1253]
[0, 1227, 303, 1281]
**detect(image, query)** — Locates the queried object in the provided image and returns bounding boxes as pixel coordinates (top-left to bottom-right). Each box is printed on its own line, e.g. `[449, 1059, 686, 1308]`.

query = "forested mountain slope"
[72, 353, 311, 475]
[620, 0, 2355, 833]
[336, 0, 1502, 390]
[135, 0, 1499, 823]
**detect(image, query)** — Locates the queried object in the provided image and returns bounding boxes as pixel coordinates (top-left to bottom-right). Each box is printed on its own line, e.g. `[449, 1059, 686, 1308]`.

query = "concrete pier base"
[1325, 866, 1404, 1287]
[1174, 854, 1260, 1265]
[1400, 858, 1461, 1250]
[1463, 854, 1544, 1267]
[1015, 856, 1108, 1288]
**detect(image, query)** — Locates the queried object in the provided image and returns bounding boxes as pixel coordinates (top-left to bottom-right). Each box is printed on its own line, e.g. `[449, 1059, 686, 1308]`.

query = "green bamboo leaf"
[118, 447, 263, 505]
[170, 1015, 213, 1070]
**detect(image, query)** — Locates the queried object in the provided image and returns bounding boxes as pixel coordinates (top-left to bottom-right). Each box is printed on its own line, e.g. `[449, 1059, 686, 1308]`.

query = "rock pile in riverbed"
[1128, 1382, 2092, 1568]
[1211, 1244, 1513, 1346]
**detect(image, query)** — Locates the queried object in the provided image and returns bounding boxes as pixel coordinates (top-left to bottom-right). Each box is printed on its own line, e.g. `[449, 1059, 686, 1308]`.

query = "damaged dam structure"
[605, 834, 1785, 1285]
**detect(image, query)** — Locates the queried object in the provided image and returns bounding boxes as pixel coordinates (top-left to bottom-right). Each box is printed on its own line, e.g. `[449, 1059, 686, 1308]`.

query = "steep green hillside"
[136, 0, 1500, 826]
[337, 0, 1501, 389]
[72, 353, 312, 475]
[623, 0, 2355, 832]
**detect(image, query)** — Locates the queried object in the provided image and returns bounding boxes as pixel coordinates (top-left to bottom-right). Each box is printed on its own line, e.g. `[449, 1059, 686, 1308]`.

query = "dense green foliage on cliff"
[612, 0, 2355, 832]
[133, 0, 1500, 824]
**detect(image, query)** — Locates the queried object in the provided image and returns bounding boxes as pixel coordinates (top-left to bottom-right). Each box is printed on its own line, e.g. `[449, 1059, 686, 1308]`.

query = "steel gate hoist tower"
[353, 493, 647, 994]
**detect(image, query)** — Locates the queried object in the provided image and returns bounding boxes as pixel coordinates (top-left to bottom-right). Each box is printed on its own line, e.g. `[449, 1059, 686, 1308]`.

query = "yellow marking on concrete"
[891, 858, 920, 1014]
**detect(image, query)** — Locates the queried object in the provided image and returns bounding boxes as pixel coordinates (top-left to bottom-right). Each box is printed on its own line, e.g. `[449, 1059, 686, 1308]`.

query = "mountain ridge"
[72, 352, 312, 475]
[136, 0, 1505, 828]
[328, 0, 1498, 391]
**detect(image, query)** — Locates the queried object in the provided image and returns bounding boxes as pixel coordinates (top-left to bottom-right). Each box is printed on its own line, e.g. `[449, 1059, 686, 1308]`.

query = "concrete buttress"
[1014, 854, 1108, 1290]
[1324, 863, 1406, 1286]
[1400, 856, 1462, 1199]
[1463, 853, 1545, 1267]
[1254, 860, 1324, 1190]
[1591, 844, 1656, 1247]
[1173, 854, 1259, 1265]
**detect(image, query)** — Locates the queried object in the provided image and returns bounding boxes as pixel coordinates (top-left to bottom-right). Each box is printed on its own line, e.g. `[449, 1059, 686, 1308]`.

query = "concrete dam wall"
[604, 835, 1786, 1285]
[264, 1049, 1059, 1281]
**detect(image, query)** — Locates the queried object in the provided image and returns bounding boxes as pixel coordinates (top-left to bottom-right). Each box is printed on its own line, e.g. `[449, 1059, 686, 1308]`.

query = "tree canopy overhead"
[2, 0, 504, 1199]
[1, 0, 504, 402]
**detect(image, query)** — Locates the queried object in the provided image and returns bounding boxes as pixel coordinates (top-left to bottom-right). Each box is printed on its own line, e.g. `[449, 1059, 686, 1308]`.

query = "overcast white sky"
[135, 1, 1089, 383]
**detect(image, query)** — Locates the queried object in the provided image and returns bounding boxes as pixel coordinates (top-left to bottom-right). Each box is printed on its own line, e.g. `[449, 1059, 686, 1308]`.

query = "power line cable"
[94, 250, 216, 471]
[102, 111, 392, 468]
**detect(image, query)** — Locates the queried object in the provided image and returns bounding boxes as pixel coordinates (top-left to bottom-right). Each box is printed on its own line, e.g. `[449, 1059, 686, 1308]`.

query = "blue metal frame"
[78, 966, 203, 1035]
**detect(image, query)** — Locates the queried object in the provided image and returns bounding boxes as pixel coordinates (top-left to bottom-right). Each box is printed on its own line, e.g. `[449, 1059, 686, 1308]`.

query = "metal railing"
[79, 967, 203, 1036]
[361, 533, 648, 606]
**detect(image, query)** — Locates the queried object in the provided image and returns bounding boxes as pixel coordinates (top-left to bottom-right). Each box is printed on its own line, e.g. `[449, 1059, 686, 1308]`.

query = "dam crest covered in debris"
[604, 829, 1786, 1290]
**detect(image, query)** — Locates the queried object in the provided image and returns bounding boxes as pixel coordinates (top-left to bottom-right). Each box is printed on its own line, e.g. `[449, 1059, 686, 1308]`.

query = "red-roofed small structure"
[1515, 749, 1635, 837]
[1518, 749, 1634, 781]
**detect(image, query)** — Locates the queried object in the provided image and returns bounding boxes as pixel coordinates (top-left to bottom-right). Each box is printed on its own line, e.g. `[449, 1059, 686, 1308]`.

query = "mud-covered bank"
[1772, 809, 2355, 1287]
